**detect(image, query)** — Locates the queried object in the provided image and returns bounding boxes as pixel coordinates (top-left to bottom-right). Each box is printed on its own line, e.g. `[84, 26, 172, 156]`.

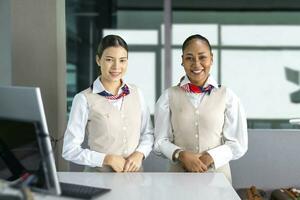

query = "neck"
[100, 77, 122, 95]
[188, 76, 209, 87]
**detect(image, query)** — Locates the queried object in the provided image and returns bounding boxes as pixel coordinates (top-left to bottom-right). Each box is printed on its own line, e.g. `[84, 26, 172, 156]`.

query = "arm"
[206, 88, 248, 169]
[62, 94, 105, 167]
[153, 90, 181, 160]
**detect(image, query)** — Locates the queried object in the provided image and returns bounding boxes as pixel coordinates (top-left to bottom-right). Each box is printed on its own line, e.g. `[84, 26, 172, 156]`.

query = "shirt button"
[124, 150, 128, 154]
[123, 126, 127, 131]
[195, 110, 199, 115]
[123, 138, 127, 143]
[195, 146, 199, 150]
[195, 134, 198, 138]
[195, 122, 198, 126]
[121, 114, 125, 118]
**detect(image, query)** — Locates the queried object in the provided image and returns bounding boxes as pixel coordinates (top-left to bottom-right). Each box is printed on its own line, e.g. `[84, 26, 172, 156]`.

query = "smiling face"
[181, 38, 213, 86]
[96, 46, 128, 83]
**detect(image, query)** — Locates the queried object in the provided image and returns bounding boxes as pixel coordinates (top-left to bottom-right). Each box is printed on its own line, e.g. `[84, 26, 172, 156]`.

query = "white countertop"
[58, 172, 241, 200]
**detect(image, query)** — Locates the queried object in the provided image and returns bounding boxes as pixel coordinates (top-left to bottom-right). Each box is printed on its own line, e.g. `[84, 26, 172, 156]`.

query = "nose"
[111, 60, 120, 70]
[193, 58, 202, 67]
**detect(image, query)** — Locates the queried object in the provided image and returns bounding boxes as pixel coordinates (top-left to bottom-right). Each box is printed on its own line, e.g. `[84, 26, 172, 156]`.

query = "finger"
[134, 165, 141, 172]
[200, 164, 207, 172]
[123, 161, 131, 172]
[127, 162, 136, 172]
[196, 162, 206, 172]
[132, 165, 140, 172]
[113, 167, 122, 173]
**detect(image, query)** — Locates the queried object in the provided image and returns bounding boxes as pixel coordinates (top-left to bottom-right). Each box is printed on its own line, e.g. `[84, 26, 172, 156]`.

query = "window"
[66, 1, 300, 129]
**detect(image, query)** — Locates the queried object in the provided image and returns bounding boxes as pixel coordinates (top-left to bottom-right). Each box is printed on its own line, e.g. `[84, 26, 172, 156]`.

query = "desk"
[58, 172, 241, 200]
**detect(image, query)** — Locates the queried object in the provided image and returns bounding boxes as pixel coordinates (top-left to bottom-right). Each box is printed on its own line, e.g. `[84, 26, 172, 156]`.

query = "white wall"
[7, 0, 67, 170]
[0, 0, 11, 85]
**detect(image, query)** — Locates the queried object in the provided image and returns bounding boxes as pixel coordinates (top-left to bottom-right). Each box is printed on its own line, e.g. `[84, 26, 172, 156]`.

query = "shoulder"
[73, 92, 88, 104]
[220, 87, 243, 109]
[126, 83, 141, 96]
[80, 87, 92, 96]
[155, 89, 169, 111]
[156, 86, 178, 107]
[168, 85, 182, 95]
[223, 87, 239, 100]
[127, 83, 138, 89]
[68, 92, 88, 113]
[126, 83, 140, 94]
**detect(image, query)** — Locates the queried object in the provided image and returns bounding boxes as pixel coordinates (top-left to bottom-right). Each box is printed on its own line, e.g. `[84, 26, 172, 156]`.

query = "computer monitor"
[0, 86, 61, 195]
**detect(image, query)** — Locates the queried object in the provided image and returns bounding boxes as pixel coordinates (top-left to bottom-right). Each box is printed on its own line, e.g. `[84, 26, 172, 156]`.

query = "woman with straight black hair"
[154, 34, 248, 182]
[63, 35, 154, 172]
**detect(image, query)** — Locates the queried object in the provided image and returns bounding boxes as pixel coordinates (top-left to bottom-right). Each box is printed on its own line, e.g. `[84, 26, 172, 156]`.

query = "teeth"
[192, 70, 203, 74]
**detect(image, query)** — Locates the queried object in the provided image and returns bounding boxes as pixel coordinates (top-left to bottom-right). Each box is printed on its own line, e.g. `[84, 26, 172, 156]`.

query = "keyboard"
[60, 182, 111, 199]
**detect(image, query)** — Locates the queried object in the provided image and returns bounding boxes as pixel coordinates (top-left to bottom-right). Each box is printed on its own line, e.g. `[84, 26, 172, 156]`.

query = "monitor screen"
[0, 118, 47, 189]
[0, 86, 61, 195]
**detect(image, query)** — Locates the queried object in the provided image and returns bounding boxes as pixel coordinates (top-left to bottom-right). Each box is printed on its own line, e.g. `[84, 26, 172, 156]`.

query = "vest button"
[195, 122, 198, 126]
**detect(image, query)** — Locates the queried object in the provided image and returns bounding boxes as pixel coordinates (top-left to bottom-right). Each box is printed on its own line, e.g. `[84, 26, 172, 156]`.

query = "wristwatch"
[173, 149, 183, 161]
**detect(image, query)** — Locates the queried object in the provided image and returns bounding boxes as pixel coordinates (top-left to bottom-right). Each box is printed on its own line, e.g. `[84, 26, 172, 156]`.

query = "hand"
[123, 151, 144, 172]
[103, 154, 126, 172]
[199, 152, 214, 168]
[178, 151, 207, 172]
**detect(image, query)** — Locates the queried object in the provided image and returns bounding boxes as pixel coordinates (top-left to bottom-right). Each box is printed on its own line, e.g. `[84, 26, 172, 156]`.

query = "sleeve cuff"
[158, 140, 181, 161]
[135, 146, 150, 159]
[89, 151, 106, 167]
[207, 145, 233, 169]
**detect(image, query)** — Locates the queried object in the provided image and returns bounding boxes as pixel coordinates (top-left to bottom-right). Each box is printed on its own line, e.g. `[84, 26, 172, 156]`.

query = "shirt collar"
[92, 77, 130, 94]
[179, 75, 219, 88]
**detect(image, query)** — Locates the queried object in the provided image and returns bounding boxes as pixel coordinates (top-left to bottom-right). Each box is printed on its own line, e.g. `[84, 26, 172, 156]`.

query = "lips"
[109, 72, 121, 76]
[191, 69, 204, 75]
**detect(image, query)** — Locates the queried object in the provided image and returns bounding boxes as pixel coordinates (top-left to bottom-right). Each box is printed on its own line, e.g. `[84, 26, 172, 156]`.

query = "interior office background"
[1, 0, 300, 191]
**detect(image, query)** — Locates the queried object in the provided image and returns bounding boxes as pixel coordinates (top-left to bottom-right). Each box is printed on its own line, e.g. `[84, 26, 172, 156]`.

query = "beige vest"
[168, 86, 231, 182]
[81, 85, 141, 172]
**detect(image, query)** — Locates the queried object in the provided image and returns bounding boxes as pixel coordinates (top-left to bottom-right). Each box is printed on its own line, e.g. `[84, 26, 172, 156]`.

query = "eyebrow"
[104, 56, 128, 59]
[184, 52, 207, 56]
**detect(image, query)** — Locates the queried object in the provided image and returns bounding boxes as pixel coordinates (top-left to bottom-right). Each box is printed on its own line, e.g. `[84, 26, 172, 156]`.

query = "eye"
[185, 57, 194, 62]
[199, 56, 207, 60]
[120, 59, 127, 63]
[105, 58, 113, 62]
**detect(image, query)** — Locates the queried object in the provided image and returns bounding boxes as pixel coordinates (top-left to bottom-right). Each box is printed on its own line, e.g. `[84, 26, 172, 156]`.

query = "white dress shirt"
[154, 75, 248, 169]
[62, 77, 154, 168]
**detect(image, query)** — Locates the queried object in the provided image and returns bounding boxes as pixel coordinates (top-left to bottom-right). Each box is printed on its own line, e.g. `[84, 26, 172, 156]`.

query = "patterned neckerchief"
[178, 76, 215, 95]
[91, 83, 130, 100]
[180, 83, 214, 95]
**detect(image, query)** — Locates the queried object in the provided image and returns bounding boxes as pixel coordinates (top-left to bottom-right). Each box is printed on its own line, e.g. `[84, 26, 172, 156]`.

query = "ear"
[96, 55, 101, 66]
[181, 55, 184, 66]
[210, 52, 214, 64]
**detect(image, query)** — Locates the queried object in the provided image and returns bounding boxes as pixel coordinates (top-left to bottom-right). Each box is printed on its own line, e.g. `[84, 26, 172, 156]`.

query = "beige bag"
[236, 186, 267, 200]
